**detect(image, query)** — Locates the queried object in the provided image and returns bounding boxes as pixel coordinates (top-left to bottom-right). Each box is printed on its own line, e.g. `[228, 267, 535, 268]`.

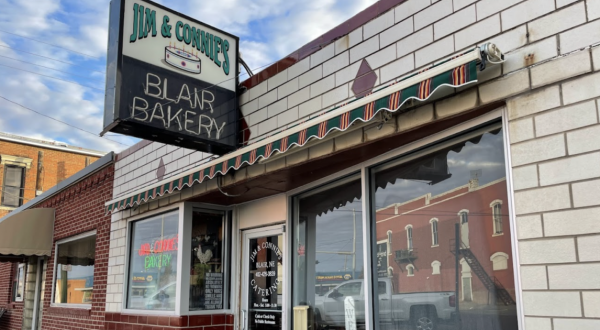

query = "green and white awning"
[106, 46, 491, 213]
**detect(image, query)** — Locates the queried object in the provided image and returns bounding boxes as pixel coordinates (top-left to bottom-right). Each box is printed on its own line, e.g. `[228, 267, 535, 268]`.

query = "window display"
[127, 210, 179, 310]
[53, 233, 96, 305]
[189, 209, 224, 311]
[370, 125, 517, 329]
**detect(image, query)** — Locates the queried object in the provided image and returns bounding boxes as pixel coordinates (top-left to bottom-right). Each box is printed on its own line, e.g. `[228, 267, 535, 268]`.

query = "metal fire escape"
[450, 239, 515, 306]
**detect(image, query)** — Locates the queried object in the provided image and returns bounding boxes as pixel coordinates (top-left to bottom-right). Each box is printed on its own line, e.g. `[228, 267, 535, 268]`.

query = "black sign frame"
[102, 0, 240, 155]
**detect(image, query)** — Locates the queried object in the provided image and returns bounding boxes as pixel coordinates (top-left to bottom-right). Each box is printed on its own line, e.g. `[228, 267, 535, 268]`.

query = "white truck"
[314, 278, 456, 330]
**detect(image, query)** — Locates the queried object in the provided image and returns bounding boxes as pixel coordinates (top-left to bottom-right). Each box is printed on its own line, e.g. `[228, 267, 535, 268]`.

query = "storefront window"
[293, 174, 364, 329]
[127, 210, 179, 311]
[370, 125, 518, 329]
[189, 209, 225, 311]
[53, 233, 96, 305]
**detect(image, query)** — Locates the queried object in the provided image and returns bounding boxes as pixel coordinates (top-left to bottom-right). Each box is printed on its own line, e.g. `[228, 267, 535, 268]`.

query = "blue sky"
[0, 0, 377, 153]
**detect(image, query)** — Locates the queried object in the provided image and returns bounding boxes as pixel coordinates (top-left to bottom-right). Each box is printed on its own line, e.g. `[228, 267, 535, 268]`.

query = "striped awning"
[106, 46, 490, 213]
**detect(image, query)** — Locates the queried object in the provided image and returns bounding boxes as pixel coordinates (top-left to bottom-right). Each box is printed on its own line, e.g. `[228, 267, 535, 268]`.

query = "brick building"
[0, 153, 113, 330]
[376, 178, 516, 306]
[0, 132, 105, 218]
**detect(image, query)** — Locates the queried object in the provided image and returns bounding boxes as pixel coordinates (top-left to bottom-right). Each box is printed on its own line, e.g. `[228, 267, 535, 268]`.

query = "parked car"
[145, 282, 177, 310]
[314, 278, 455, 330]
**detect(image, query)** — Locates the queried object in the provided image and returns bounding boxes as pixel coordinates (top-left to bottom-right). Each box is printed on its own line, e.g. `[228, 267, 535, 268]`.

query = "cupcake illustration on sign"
[164, 43, 201, 74]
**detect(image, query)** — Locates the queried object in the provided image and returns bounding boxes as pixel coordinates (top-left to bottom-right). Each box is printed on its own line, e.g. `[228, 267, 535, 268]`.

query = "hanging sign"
[102, 0, 239, 155]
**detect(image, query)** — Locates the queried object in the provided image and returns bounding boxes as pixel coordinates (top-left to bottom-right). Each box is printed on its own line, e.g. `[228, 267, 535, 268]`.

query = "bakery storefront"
[102, 4, 523, 325]
[102, 0, 600, 329]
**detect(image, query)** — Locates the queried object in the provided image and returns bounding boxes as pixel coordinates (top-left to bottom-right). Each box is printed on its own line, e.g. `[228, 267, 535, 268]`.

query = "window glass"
[432, 220, 439, 246]
[493, 204, 503, 234]
[293, 174, 364, 330]
[2, 165, 24, 207]
[13, 263, 25, 302]
[127, 211, 179, 310]
[54, 234, 96, 304]
[189, 209, 224, 311]
[371, 126, 517, 330]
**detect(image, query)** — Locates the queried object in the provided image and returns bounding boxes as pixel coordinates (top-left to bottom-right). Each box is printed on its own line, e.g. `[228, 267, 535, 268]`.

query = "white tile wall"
[109, 2, 600, 327]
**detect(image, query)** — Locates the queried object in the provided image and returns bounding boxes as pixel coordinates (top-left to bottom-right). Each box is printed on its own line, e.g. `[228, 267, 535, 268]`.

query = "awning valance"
[0, 208, 54, 257]
[106, 45, 502, 213]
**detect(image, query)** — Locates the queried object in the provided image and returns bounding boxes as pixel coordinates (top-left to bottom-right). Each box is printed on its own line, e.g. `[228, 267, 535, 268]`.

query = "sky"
[0, 0, 378, 153]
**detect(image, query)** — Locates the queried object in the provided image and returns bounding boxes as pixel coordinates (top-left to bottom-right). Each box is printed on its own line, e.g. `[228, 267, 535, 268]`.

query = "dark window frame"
[1, 164, 25, 207]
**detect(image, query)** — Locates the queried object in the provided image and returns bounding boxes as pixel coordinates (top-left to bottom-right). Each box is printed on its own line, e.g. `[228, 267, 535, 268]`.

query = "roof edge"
[0, 152, 115, 223]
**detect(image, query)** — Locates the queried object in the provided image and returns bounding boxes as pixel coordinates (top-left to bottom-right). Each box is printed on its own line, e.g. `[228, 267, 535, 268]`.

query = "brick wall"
[0, 140, 102, 218]
[0, 262, 24, 330]
[33, 165, 114, 330]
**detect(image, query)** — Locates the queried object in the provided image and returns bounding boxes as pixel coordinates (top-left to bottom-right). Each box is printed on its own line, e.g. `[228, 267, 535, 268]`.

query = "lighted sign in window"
[126, 210, 179, 311]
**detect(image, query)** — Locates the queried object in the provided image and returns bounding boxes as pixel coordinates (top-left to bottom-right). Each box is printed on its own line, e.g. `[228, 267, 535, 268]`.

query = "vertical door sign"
[103, 0, 239, 155]
[345, 296, 357, 330]
[248, 236, 283, 330]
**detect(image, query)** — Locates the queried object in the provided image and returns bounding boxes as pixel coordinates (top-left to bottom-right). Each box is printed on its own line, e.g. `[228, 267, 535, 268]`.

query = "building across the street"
[1, 0, 600, 329]
[0, 132, 105, 218]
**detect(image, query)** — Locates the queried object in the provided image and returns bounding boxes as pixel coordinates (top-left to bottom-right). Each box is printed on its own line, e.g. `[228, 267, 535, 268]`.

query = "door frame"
[31, 257, 44, 330]
[241, 225, 286, 330]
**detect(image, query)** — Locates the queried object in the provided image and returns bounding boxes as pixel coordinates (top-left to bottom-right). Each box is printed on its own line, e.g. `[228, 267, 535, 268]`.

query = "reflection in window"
[293, 174, 364, 329]
[431, 219, 439, 246]
[406, 225, 413, 250]
[189, 209, 224, 311]
[431, 260, 441, 275]
[490, 252, 509, 271]
[491, 200, 503, 235]
[54, 233, 96, 305]
[127, 211, 179, 311]
[371, 125, 518, 329]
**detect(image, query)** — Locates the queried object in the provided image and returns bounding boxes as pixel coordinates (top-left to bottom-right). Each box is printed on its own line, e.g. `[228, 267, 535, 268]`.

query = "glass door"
[242, 226, 285, 330]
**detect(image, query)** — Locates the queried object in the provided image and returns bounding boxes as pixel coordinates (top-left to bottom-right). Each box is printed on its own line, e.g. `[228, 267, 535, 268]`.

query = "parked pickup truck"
[314, 278, 455, 330]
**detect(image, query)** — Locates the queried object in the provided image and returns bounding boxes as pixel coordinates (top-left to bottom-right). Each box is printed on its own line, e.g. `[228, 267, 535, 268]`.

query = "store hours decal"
[249, 241, 282, 307]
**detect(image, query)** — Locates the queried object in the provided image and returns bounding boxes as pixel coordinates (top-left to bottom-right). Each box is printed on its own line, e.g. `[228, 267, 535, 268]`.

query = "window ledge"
[0, 206, 16, 211]
[48, 306, 91, 316]
[431, 245, 439, 248]
[120, 309, 177, 316]
[492, 233, 504, 237]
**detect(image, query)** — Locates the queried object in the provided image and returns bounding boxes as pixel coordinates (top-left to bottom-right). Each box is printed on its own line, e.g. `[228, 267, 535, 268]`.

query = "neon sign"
[138, 235, 178, 270]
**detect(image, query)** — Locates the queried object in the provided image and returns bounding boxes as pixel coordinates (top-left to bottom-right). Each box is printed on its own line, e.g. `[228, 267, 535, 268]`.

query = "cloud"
[0, 0, 378, 154]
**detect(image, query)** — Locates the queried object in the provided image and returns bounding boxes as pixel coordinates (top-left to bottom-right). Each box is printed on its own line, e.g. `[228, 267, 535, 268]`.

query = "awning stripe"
[106, 53, 480, 213]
